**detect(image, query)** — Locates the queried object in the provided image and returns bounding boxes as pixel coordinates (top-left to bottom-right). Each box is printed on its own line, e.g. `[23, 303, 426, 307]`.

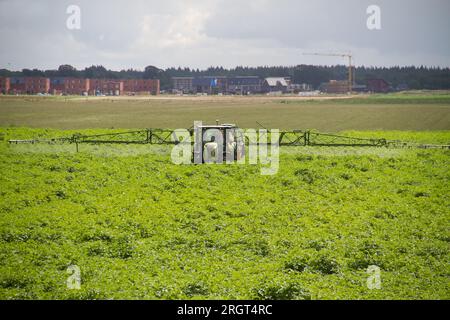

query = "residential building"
[50, 78, 65, 95]
[122, 79, 160, 95]
[352, 84, 368, 93]
[192, 76, 227, 94]
[10, 77, 26, 94]
[287, 83, 313, 93]
[0, 77, 10, 94]
[65, 78, 90, 95]
[51, 78, 90, 95]
[3, 76, 159, 96]
[172, 77, 194, 93]
[227, 76, 262, 95]
[89, 79, 123, 96]
[321, 80, 349, 94]
[367, 79, 390, 93]
[24, 77, 50, 94]
[263, 77, 290, 93]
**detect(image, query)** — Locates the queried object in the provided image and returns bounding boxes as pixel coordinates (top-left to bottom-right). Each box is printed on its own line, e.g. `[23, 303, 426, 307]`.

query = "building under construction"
[321, 80, 351, 94]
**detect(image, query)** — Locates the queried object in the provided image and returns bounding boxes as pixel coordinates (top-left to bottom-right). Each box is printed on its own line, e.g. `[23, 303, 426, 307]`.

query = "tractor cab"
[193, 122, 245, 163]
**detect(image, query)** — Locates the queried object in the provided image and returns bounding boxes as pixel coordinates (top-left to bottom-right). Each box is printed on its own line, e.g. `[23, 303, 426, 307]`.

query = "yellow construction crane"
[302, 52, 354, 92]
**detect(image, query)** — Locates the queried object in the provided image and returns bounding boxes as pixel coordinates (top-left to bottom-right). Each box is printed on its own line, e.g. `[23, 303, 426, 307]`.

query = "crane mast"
[303, 52, 353, 93]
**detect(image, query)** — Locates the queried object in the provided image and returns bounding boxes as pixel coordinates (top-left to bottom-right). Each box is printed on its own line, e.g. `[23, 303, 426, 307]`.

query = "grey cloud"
[0, 0, 448, 70]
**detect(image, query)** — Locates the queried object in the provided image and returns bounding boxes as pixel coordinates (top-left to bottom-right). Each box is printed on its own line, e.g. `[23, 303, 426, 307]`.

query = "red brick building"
[89, 79, 123, 96]
[50, 78, 89, 95]
[321, 80, 350, 94]
[10, 77, 26, 94]
[122, 79, 160, 95]
[65, 78, 90, 95]
[0, 77, 10, 94]
[4, 76, 159, 96]
[367, 79, 390, 93]
[24, 77, 50, 94]
[50, 78, 65, 95]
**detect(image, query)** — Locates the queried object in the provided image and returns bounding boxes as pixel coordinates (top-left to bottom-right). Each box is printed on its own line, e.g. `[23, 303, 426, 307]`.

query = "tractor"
[192, 122, 245, 164]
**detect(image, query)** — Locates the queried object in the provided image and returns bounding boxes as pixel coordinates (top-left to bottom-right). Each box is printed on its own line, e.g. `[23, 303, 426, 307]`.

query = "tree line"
[1, 64, 449, 90]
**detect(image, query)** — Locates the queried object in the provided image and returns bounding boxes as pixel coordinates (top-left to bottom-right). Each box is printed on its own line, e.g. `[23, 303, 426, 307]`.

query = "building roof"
[265, 77, 288, 87]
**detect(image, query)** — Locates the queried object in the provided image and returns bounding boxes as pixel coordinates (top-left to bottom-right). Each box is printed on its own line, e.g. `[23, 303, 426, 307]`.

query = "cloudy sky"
[0, 0, 449, 71]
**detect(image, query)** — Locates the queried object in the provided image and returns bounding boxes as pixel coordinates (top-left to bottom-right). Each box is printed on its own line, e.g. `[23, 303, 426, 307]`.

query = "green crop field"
[0, 93, 449, 300]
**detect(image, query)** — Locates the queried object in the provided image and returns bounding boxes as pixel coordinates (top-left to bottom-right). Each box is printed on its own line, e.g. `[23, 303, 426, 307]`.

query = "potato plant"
[0, 128, 449, 299]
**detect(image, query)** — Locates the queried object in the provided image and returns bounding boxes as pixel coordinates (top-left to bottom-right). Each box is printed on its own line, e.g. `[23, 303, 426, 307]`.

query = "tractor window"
[203, 129, 215, 141]
[203, 129, 224, 143]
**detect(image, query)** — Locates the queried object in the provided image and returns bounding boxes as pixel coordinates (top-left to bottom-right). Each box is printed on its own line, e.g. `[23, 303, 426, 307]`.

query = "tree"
[1, 64, 449, 90]
[143, 65, 162, 79]
[22, 68, 45, 77]
[57, 64, 77, 77]
[83, 65, 115, 79]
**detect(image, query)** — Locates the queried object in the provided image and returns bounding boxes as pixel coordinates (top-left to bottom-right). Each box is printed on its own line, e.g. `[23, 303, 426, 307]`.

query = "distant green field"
[0, 128, 449, 299]
[285, 93, 450, 105]
[0, 93, 449, 131]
